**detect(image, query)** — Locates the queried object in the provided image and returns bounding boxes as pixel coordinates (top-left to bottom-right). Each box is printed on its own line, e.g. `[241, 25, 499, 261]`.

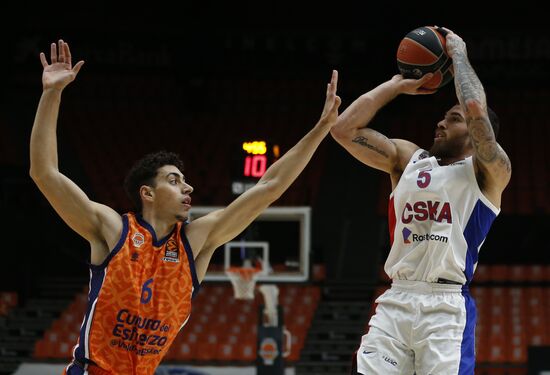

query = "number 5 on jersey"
[417, 170, 432, 188]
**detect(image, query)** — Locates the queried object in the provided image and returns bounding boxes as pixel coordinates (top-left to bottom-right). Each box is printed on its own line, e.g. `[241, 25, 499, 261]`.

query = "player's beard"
[429, 136, 468, 160]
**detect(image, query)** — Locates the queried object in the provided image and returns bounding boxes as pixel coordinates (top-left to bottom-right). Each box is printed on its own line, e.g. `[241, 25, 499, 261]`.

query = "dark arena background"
[1, 2, 548, 374]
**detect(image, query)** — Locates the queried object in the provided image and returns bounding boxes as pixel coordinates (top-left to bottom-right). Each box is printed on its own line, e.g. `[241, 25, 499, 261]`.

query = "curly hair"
[123, 150, 185, 212]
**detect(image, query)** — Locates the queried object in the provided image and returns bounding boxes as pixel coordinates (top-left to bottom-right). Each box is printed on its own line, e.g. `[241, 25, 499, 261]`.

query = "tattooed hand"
[445, 27, 486, 111]
[439, 27, 467, 59]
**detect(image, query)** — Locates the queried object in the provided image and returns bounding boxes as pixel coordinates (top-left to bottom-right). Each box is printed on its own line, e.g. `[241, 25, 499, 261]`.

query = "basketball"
[396, 26, 453, 90]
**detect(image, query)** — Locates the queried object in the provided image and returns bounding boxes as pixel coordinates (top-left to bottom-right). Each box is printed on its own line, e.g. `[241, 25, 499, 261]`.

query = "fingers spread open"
[50, 43, 57, 63]
[330, 70, 338, 94]
[333, 95, 342, 110]
[64, 42, 72, 66]
[73, 60, 85, 75]
[58, 40, 65, 63]
[40, 52, 48, 68]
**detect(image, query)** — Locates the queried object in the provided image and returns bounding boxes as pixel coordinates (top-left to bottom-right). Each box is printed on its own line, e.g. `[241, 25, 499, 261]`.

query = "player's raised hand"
[319, 69, 342, 127]
[391, 73, 437, 95]
[40, 39, 84, 91]
[438, 27, 467, 59]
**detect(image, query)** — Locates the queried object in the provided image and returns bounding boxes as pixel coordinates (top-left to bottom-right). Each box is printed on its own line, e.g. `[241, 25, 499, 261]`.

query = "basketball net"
[225, 266, 261, 300]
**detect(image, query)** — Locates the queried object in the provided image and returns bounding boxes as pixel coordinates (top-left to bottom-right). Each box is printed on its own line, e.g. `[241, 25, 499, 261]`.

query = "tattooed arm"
[445, 29, 511, 205]
[330, 74, 434, 187]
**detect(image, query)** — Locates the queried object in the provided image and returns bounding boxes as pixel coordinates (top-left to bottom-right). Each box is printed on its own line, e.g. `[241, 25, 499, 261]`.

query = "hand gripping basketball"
[396, 26, 454, 90]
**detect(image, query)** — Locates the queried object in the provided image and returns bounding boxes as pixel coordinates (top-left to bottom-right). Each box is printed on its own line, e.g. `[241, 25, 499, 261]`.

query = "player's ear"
[140, 185, 154, 203]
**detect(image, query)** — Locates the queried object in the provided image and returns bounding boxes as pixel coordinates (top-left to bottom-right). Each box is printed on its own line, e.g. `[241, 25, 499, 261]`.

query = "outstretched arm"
[330, 74, 434, 184]
[29, 40, 122, 262]
[445, 29, 511, 201]
[186, 70, 342, 281]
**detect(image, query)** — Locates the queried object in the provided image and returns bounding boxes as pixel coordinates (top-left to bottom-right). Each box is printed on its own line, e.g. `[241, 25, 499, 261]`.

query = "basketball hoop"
[225, 267, 262, 300]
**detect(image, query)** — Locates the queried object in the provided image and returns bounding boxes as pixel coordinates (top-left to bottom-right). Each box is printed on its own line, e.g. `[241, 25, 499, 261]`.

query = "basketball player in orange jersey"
[331, 28, 511, 374]
[30, 39, 341, 375]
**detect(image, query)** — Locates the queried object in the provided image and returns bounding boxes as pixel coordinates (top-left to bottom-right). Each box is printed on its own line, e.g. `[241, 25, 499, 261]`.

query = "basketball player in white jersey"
[331, 28, 511, 374]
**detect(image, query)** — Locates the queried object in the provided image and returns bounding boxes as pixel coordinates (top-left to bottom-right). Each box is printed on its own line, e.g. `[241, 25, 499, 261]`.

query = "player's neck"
[436, 153, 470, 166]
[431, 146, 472, 166]
[140, 211, 177, 240]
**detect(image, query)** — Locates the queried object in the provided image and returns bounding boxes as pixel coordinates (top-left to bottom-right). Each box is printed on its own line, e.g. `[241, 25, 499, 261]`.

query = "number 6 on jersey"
[141, 278, 154, 304]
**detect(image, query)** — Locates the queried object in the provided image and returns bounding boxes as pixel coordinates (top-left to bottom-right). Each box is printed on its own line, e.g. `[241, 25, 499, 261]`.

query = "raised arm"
[330, 74, 434, 184]
[186, 70, 342, 281]
[445, 29, 511, 202]
[29, 40, 122, 263]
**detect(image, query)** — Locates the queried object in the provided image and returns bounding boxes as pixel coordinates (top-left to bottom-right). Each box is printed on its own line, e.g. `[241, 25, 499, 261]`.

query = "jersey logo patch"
[402, 227, 412, 243]
[402, 226, 449, 244]
[162, 238, 180, 263]
[132, 233, 145, 248]
[418, 151, 430, 160]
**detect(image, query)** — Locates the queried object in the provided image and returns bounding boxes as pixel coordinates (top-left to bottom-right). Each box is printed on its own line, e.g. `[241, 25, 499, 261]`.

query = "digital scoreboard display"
[232, 140, 279, 194]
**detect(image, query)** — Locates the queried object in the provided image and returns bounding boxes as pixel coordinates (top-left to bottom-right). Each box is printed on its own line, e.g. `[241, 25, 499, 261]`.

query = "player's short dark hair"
[487, 106, 500, 139]
[123, 150, 185, 212]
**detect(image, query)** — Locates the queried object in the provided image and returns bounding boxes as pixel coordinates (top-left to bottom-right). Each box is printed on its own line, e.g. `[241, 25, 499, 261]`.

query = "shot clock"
[232, 140, 279, 195]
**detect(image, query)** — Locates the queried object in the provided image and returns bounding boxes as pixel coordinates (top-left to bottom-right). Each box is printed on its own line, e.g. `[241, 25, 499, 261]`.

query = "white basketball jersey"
[385, 149, 500, 285]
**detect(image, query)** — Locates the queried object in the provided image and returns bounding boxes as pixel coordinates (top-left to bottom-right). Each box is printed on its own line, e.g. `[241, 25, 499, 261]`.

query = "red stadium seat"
[526, 265, 545, 282]
[509, 265, 527, 282]
[217, 342, 238, 361]
[487, 336, 508, 362]
[33, 338, 52, 359]
[488, 265, 509, 282]
[194, 342, 217, 361]
[474, 264, 489, 282]
[172, 342, 196, 361]
[51, 341, 74, 359]
[509, 333, 528, 363]
[235, 340, 256, 362]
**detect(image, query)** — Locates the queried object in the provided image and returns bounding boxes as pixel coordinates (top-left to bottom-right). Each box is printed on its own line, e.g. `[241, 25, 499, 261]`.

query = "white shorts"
[355, 280, 476, 375]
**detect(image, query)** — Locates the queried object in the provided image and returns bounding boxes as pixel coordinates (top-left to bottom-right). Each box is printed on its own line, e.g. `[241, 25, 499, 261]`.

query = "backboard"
[188, 206, 311, 282]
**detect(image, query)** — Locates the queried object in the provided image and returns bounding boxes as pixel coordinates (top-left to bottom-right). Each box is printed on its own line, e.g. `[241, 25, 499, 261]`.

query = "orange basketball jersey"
[64, 213, 199, 375]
